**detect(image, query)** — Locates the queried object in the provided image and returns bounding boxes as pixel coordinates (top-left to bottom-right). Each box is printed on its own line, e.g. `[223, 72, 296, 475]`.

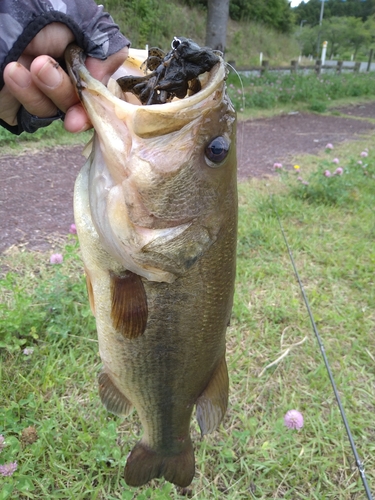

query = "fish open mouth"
[65, 38, 228, 138]
[115, 37, 221, 106]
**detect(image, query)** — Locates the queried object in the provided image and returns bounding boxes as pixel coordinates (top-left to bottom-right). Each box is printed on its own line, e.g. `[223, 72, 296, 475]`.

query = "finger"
[0, 84, 21, 126]
[3, 62, 58, 118]
[30, 55, 80, 113]
[63, 48, 130, 133]
[63, 104, 91, 133]
[86, 47, 129, 84]
[24, 23, 75, 59]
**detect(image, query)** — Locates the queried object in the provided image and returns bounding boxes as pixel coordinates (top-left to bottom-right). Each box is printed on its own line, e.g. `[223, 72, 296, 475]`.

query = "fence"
[232, 58, 375, 77]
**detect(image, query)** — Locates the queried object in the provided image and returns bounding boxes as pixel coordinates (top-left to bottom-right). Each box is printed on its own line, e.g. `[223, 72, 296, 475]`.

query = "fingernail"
[8, 63, 31, 88]
[37, 60, 62, 88]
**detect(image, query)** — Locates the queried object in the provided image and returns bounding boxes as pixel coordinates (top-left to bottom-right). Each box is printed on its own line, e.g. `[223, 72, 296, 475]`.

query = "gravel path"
[1, 103, 375, 253]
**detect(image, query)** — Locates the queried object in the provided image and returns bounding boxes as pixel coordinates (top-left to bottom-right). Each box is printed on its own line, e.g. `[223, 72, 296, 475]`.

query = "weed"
[227, 72, 375, 112]
[279, 148, 375, 207]
[0, 236, 95, 352]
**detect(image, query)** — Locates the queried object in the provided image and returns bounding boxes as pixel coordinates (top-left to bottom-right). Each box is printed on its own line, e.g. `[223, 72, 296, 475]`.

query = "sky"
[290, 0, 307, 6]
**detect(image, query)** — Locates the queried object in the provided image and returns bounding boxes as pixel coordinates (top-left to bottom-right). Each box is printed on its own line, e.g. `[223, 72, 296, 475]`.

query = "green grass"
[1, 137, 375, 498]
[0, 120, 91, 155]
[227, 71, 375, 115]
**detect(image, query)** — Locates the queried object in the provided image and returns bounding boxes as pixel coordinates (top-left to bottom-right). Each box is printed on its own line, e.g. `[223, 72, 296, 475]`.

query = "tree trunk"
[205, 0, 230, 53]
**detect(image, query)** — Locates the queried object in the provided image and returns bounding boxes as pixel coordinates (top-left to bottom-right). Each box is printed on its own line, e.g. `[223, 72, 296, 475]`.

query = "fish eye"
[205, 136, 230, 166]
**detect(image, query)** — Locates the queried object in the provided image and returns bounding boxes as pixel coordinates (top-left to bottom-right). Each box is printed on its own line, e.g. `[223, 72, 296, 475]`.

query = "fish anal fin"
[110, 270, 148, 339]
[84, 266, 96, 316]
[195, 356, 229, 436]
[124, 439, 195, 487]
[98, 371, 133, 416]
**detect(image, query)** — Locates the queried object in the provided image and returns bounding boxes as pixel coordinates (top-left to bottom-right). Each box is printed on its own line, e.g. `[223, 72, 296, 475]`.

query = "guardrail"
[231, 59, 375, 77]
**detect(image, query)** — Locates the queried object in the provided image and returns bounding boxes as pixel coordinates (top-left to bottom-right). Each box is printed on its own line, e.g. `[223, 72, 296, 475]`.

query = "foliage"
[297, 15, 374, 58]
[229, 0, 294, 33]
[1, 138, 375, 497]
[97, 0, 299, 66]
[0, 237, 95, 352]
[226, 19, 300, 66]
[100, 0, 207, 48]
[280, 150, 375, 206]
[293, 0, 375, 26]
[181, 0, 294, 33]
[227, 71, 375, 112]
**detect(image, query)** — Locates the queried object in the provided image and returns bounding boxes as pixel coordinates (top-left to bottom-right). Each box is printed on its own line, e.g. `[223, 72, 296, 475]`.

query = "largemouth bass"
[65, 40, 237, 487]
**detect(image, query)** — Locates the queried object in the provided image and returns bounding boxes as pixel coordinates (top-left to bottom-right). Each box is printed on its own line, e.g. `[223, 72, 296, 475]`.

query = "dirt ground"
[1, 102, 375, 253]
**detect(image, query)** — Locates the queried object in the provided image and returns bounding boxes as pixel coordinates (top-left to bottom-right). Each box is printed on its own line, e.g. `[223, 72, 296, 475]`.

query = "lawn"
[1, 133, 374, 499]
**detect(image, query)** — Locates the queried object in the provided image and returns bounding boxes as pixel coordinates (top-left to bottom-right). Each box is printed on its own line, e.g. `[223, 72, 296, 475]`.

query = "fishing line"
[226, 63, 245, 167]
[270, 195, 373, 500]
[226, 62, 246, 111]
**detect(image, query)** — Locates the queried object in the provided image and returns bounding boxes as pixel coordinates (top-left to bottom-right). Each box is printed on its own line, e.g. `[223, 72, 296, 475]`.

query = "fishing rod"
[270, 195, 373, 500]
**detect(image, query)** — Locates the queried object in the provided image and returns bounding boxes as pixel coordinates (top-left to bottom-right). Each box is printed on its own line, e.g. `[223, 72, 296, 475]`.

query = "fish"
[65, 40, 237, 488]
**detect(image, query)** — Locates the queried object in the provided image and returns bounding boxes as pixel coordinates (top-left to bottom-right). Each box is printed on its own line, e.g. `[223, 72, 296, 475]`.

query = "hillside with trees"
[294, 0, 375, 26]
[98, 0, 374, 65]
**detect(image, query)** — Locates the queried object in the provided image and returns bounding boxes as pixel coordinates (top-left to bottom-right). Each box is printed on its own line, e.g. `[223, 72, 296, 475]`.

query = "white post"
[260, 52, 263, 66]
[321, 41, 328, 65]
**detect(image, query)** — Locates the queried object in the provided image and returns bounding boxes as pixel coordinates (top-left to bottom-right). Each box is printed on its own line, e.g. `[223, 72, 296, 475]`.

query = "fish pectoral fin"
[110, 270, 148, 339]
[195, 356, 229, 436]
[124, 439, 195, 487]
[98, 371, 133, 417]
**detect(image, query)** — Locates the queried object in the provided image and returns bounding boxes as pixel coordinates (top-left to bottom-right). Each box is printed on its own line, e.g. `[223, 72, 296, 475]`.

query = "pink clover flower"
[0, 461, 17, 476]
[50, 253, 63, 265]
[284, 410, 304, 430]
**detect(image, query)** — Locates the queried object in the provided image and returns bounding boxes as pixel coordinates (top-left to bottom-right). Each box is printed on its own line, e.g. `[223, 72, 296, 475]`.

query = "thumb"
[86, 46, 129, 85]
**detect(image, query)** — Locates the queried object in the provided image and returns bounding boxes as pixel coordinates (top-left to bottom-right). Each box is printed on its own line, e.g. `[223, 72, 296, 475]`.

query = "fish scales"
[66, 39, 237, 487]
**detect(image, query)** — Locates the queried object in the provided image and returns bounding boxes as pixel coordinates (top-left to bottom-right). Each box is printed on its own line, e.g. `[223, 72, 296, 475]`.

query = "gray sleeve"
[0, 0, 130, 134]
[0, 0, 130, 90]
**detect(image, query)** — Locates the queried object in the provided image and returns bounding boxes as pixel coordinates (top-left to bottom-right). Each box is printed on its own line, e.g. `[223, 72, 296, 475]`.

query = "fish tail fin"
[124, 439, 195, 487]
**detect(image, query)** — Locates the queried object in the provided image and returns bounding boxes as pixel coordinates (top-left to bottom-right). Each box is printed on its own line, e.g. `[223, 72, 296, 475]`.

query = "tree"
[229, 0, 294, 32]
[293, 0, 375, 26]
[205, 0, 230, 51]
[183, 0, 294, 33]
[345, 16, 372, 58]
[320, 17, 349, 58]
[295, 24, 319, 56]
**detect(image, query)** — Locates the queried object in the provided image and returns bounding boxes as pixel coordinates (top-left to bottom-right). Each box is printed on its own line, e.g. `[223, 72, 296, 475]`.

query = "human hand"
[0, 23, 129, 133]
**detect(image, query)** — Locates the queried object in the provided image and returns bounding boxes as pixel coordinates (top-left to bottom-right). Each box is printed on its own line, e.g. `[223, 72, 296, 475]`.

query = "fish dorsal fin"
[195, 356, 229, 435]
[110, 270, 148, 339]
[98, 371, 133, 416]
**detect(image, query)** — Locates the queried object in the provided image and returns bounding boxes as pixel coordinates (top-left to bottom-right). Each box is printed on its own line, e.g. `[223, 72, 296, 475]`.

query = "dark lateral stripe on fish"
[98, 371, 133, 416]
[124, 439, 195, 487]
[110, 270, 148, 339]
